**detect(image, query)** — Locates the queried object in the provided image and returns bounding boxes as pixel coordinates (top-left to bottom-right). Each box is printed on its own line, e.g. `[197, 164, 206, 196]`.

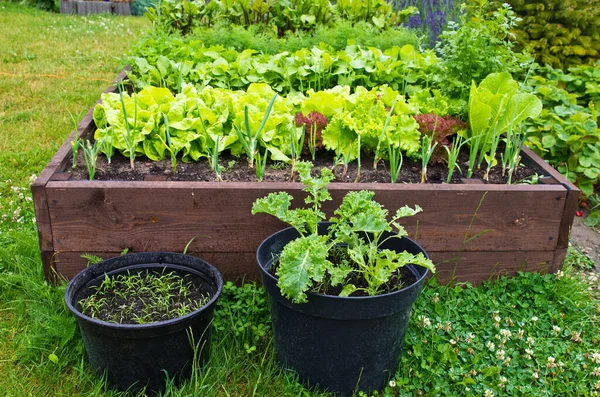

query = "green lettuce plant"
[466, 72, 542, 180]
[251, 161, 435, 303]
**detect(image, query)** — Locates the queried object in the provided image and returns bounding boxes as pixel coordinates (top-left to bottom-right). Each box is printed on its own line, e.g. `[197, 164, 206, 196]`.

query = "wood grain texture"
[45, 182, 566, 255]
[54, 251, 260, 281]
[52, 249, 555, 285]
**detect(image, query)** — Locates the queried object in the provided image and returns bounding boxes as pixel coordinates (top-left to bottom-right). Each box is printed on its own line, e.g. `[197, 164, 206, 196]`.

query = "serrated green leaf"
[277, 235, 331, 303]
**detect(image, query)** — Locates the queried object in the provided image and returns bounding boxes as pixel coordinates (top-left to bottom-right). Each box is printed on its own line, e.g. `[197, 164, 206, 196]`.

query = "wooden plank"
[52, 249, 555, 285]
[557, 188, 580, 249]
[551, 248, 567, 273]
[54, 251, 260, 282]
[431, 250, 555, 285]
[521, 146, 580, 250]
[41, 251, 58, 284]
[45, 182, 566, 254]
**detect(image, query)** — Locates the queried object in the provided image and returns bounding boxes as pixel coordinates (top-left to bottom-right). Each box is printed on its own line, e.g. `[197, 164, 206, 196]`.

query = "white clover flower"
[592, 352, 600, 364]
[466, 333, 475, 344]
[525, 348, 534, 359]
[527, 337, 535, 346]
[487, 341, 495, 352]
[450, 339, 456, 345]
[531, 316, 538, 322]
[503, 357, 511, 366]
[443, 322, 452, 332]
[484, 389, 494, 397]
[389, 380, 397, 388]
[555, 270, 564, 279]
[517, 329, 524, 339]
[417, 315, 431, 328]
[547, 356, 556, 368]
[496, 350, 506, 360]
[494, 315, 501, 323]
[500, 329, 512, 339]
[533, 371, 539, 379]
[552, 326, 561, 336]
[433, 293, 439, 303]
[498, 376, 507, 387]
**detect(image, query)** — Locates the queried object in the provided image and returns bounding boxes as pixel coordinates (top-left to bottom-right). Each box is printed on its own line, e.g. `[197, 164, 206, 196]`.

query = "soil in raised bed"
[68, 143, 541, 184]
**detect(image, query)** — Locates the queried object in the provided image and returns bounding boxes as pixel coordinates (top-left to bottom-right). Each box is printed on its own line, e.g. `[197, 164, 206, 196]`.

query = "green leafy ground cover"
[0, 3, 599, 397]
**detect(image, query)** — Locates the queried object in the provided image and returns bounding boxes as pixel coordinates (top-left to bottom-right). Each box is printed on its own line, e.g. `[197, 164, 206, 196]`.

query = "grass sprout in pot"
[65, 252, 223, 394]
[252, 162, 435, 397]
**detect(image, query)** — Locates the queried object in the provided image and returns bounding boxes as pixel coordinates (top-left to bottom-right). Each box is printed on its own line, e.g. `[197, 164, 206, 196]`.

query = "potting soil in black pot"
[65, 252, 223, 394]
[257, 223, 429, 396]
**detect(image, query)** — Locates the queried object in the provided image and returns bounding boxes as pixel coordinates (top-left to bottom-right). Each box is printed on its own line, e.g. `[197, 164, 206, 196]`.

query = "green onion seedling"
[81, 138, 104, 181]
[420, 134, 438, 183]
[68, 112, 81, 168]
[117, 82, 138, 170]
[290, 125, 306, 178]
[155, 113, 179, 173]
[255, 146, 268, 182]
[443, 135, 469, 184]
[233, 94, 277, 168]
[374, 100, 397, 170]
[207, 135, 223, 182]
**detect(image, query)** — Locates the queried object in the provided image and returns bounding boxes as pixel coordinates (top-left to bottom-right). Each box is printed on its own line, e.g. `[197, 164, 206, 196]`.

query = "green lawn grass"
[0, 4, 599, 397]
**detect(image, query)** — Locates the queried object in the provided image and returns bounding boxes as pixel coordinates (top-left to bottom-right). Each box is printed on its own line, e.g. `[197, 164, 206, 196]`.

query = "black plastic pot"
[257, 223, 430, 396]
[65, 252, 223, 394]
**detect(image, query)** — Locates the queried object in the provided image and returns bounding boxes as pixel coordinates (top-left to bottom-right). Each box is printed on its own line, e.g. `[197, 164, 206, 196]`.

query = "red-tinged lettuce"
[414, 114, 468, 163]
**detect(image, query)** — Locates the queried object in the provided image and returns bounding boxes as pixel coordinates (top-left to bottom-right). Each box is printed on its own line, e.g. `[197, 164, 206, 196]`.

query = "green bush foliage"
[434, 1, 528, 110]
[523, 63, 600, 196]
[146, 0, 418, 36]
[491, 0, 600, 69]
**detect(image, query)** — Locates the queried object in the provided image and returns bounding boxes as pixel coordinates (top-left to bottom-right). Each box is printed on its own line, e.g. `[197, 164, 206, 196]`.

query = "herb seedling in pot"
[252, 161, 435, 303]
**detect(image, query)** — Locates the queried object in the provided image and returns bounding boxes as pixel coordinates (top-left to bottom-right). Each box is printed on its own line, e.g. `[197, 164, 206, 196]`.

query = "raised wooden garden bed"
[31, 71, 580, 284]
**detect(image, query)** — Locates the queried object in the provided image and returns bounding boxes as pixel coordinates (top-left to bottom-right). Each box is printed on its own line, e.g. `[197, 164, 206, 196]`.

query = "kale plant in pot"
[65, 252, 223, 394]
[252, 162, 435, 396]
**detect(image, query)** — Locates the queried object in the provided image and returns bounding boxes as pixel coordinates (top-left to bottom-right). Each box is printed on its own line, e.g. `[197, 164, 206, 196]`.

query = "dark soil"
[68, 143, 542, 184]
[78, 270, 210, 324]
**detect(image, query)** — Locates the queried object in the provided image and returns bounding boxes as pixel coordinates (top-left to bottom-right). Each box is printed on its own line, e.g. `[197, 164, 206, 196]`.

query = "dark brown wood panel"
[54, 251, 260, 282]
[46, 182, 566, 255]
[431, 250, 556, 284]
[53, 249, 556, 285]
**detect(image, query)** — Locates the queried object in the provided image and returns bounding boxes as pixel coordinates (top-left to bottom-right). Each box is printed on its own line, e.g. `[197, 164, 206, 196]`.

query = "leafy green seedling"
[79, 269, 209, 324]
[252, 161, 434, 303]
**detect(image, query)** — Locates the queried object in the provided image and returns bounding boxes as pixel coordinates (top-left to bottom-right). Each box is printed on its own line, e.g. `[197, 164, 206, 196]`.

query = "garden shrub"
[146, 0, 419, 37]
[523, 63, 600, 196]
[433, 0, 528, 113]
[490, 0, 600, 69]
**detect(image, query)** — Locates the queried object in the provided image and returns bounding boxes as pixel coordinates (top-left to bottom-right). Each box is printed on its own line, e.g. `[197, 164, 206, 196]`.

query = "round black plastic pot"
[65, 252, 223, 394]
[257, 223, 430, 396]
